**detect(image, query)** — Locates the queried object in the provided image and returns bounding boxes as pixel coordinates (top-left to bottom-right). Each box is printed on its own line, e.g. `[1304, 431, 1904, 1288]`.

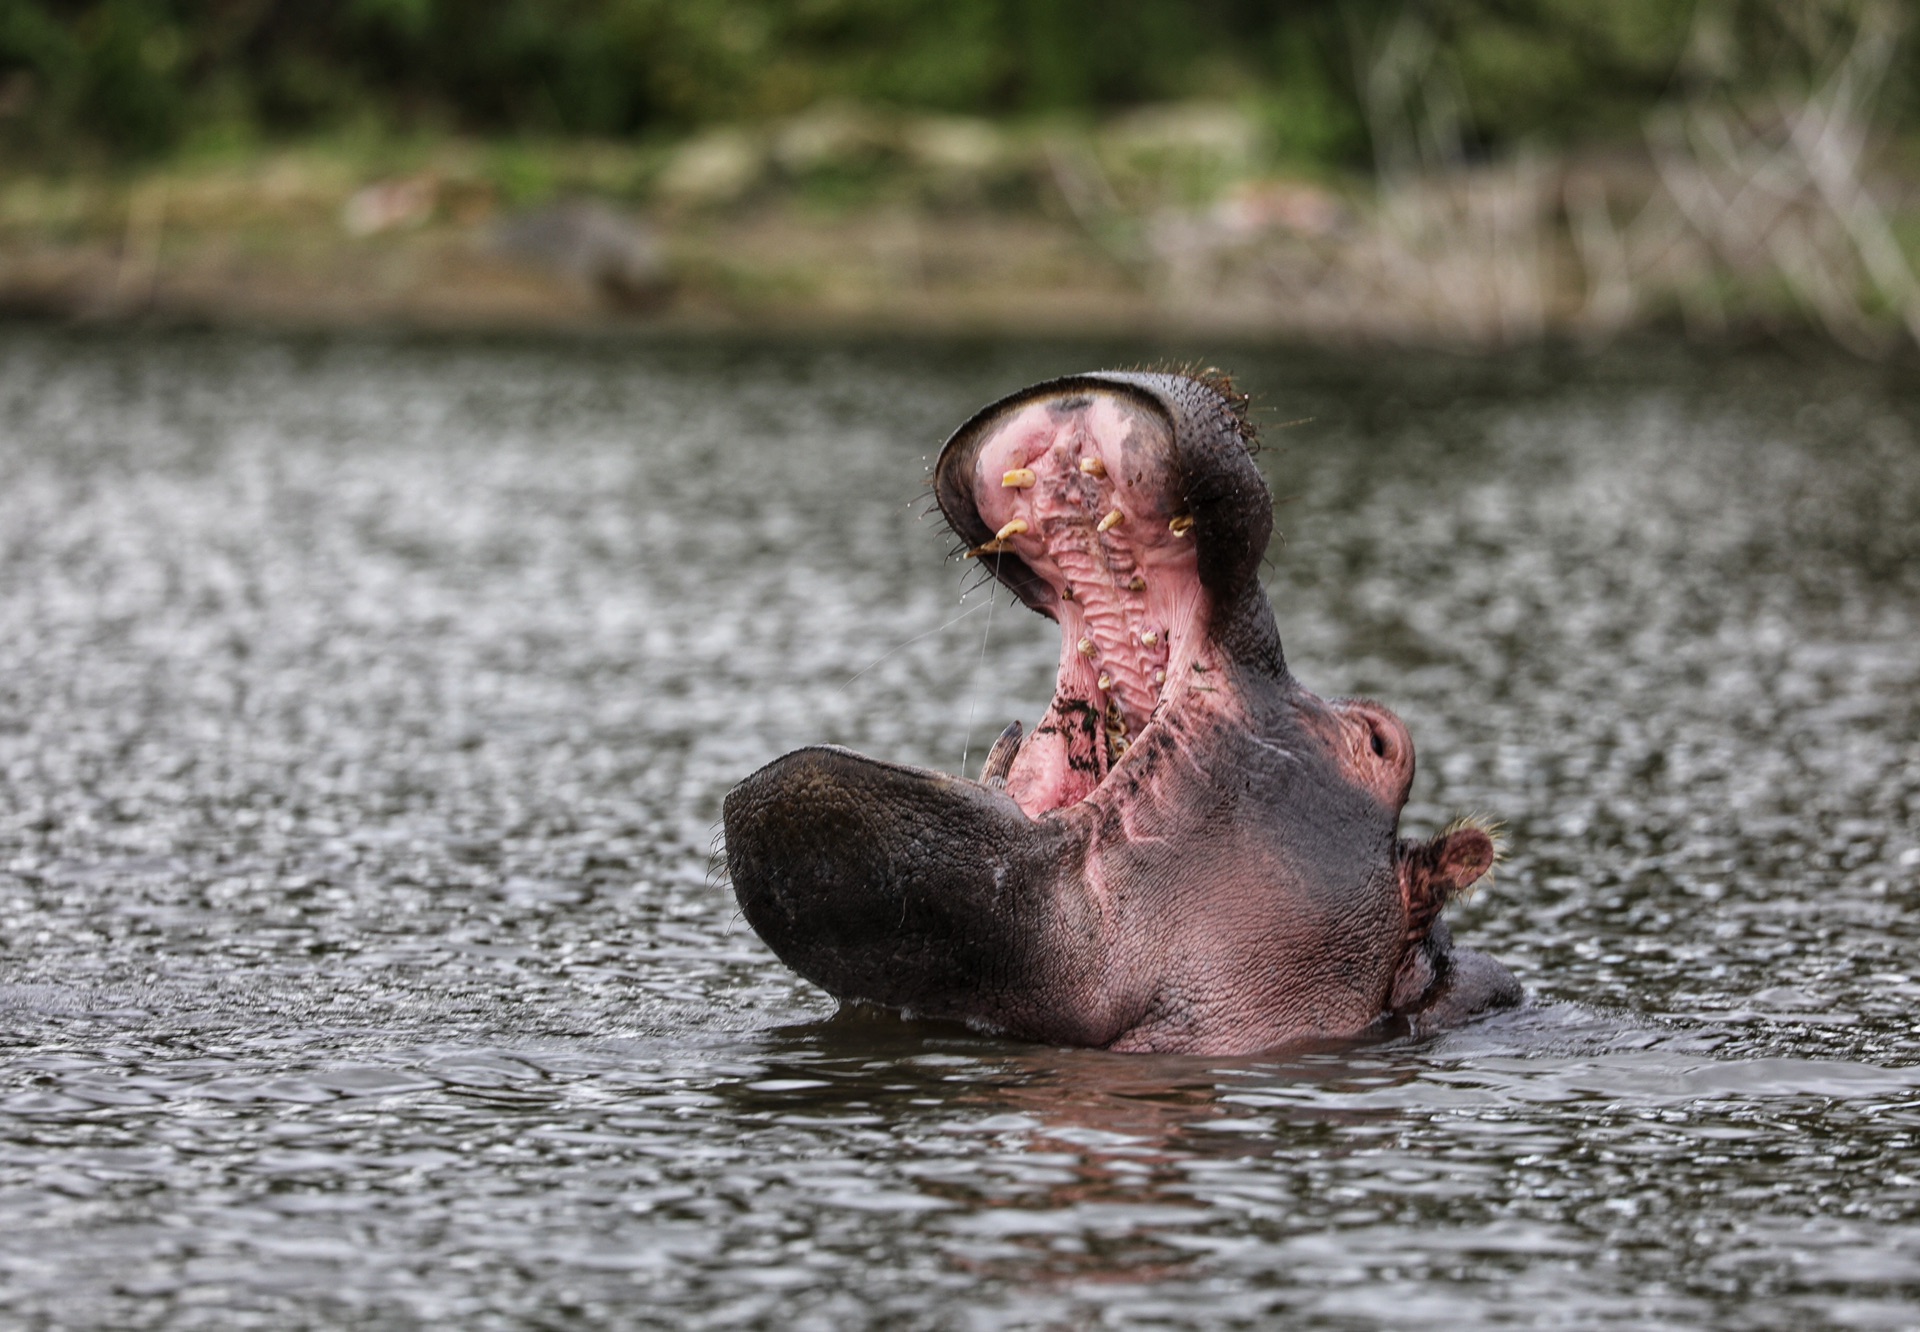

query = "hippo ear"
[1389, 824, 1497, 1012]
[1399, 824, 1497, 942]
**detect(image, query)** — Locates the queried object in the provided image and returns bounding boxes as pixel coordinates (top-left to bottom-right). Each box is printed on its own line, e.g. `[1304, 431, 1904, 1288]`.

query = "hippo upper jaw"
[931, 373, 1283, 821]
[722, 371, 1520, 1054]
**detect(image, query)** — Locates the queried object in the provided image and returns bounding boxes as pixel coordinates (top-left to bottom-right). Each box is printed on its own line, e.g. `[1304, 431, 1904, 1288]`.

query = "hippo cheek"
[1077, 703, 1412, 1053]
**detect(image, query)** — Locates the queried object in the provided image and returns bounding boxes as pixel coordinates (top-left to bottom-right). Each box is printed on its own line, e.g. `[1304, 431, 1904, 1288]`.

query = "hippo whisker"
[958, 552, 1004, 775]
[837, 598, 988, 692]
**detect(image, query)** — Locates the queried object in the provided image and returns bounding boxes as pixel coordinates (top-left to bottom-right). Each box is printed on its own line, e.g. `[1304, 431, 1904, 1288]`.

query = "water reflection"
[0, 328, 1915, 1327]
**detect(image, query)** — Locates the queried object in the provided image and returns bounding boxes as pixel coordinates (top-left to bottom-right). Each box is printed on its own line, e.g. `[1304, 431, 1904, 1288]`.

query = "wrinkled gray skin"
[724, 371, 1519, 1055]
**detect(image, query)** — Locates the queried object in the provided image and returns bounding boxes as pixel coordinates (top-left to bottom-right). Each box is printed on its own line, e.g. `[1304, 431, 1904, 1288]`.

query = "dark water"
[1, 328, 1916, 1330]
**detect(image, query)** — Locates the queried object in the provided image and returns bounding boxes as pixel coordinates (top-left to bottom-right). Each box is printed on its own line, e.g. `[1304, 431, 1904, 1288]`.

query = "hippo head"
[723, 371, 1519, 1055]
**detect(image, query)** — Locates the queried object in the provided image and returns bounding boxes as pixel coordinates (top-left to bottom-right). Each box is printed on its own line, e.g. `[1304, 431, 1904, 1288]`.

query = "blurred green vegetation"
[0, 0, 1911, 167]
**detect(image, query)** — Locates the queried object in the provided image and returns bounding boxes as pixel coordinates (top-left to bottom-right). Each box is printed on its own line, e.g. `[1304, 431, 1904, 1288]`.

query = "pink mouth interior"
[967, 391, 1210, 818]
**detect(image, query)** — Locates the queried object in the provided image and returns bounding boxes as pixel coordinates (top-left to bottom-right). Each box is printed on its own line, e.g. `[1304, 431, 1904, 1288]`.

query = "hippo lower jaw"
[723, 371, 1520, 1055]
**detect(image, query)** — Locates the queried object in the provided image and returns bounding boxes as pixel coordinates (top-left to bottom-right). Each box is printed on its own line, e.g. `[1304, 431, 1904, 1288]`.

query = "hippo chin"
[723, 371, 1520, 1055]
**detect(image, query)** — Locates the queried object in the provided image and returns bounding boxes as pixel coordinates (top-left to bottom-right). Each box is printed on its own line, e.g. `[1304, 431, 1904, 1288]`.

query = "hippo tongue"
[933, 372, 1278, 817]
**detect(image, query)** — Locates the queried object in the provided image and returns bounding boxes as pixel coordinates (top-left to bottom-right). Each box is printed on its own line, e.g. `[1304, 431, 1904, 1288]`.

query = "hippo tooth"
[1153, 668, 1166, 683]
[994, 518, 1029, 541]
[1128, 574, 1146, 592]
[1097, 673, 1112, 692]
[1078, 456, 1106, 477]
[1002, 468, 1036, 488]
[1142, 630, 1159, 647]
[1078, 637, 1095, 657]
[978, 719, 1024, 788]
[1096, 509, 1124, 533]
[1168, 514, 1194, 537]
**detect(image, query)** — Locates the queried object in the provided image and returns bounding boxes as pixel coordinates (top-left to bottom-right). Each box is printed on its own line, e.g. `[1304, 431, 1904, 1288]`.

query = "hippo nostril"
[1369, 727, 1388, 759]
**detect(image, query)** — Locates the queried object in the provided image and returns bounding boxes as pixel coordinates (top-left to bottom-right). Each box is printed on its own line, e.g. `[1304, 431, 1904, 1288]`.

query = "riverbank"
[5, 104, 1918, 352]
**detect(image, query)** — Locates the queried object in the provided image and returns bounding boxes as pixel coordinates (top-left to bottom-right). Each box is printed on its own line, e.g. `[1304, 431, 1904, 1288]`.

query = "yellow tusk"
[1002, 467, 1036, 488]
[1096, 509, 1124, 533]
[1168, 515, 1194, 537]
[994, 518, 1029, 541]
[1078, 456, 1106, 478]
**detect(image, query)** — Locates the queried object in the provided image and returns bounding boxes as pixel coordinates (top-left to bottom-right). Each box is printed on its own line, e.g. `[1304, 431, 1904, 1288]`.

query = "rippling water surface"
[1, 328, 1916, 1329]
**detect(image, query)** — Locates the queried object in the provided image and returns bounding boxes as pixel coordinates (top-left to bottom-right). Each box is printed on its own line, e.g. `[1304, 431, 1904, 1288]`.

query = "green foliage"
[1440, 0, 1698, 148]
[0, 0, 1911, 163]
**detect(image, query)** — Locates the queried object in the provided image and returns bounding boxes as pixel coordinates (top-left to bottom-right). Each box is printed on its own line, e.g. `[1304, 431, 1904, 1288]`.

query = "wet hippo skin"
[724, 371, 1520, 1055]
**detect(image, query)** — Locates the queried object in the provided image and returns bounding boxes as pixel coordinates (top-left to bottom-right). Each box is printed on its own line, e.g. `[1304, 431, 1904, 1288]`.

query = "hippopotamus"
[723, 370, 1520, 1055]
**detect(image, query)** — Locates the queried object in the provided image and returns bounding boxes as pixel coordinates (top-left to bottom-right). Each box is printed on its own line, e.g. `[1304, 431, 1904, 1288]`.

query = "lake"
[1, 327, 1916, 1329]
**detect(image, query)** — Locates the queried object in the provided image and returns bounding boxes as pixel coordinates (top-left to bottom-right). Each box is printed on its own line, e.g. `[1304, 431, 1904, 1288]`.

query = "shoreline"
[4, 127, 1916, 356]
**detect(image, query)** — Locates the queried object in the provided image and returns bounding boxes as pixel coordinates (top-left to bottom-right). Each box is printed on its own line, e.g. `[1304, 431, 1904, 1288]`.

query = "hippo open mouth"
[723, 371, 1519, 1055]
